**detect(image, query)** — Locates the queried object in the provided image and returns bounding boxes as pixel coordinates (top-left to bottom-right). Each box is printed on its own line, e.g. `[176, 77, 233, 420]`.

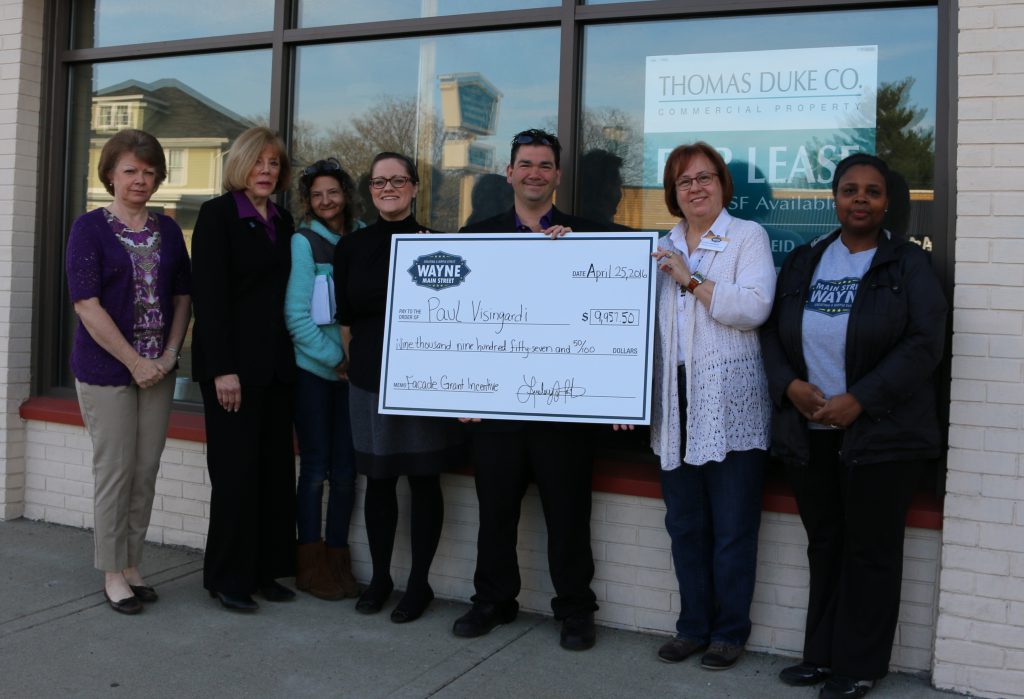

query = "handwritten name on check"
[378, 232, 658, 424]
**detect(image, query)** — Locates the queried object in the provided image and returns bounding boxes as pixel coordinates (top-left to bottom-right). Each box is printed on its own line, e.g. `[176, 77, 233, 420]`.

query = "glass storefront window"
[297, 0, 557, 27]
[63, 51, 273, 400]
[578, 7, 938, 266]
[72, 0, 275, 48]
[292, 28, 560, 232]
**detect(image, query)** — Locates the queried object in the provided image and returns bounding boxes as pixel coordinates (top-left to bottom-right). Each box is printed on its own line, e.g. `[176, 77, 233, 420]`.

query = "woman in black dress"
[333, 152, 462, 623]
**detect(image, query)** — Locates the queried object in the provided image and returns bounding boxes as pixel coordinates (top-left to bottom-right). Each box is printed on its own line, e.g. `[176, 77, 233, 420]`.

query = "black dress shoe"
[209, 590, 259, 612]
[129, 585, 158, 603]
[104, 590, 143, 615]
[780, 661, 832, 686]
[452, 602, 518, 638]
[390, 586, 434, 624]
[258, 579, 296, 602]
[657, 638, 708, 663]
[355, 579, 394, 614]
[560, 612, 596, 651]
[820, 676, 874, 699]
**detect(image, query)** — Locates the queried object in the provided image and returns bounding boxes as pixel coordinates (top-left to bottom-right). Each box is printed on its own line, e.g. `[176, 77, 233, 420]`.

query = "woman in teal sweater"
[285, 158, 364, 600]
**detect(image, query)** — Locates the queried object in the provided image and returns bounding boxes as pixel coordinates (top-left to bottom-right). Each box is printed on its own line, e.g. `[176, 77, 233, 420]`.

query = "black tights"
[363, 474, 443, 596]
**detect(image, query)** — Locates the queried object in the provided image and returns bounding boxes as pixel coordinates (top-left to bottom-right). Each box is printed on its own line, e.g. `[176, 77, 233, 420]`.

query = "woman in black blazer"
[191, 127, 298, 612]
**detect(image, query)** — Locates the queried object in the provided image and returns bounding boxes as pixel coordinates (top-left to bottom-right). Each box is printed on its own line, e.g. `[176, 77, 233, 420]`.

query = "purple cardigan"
[66, 207, 192, 386]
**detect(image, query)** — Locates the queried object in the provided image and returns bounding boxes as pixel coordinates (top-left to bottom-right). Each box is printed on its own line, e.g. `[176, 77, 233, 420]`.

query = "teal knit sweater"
[284, 219, 344, 381]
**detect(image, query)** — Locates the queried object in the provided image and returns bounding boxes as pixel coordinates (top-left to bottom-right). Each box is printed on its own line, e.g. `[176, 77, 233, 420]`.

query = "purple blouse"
[232, 190, 279, 243]
[66, 207, 192, 386]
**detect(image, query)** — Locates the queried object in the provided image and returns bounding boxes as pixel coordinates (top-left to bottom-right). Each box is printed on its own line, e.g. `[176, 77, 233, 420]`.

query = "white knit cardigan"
[650, 210, 776, 468]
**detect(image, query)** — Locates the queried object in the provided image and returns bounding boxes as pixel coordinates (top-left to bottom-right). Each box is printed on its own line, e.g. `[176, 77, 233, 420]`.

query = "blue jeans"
[661, 452, 765, 645]
[660, 369, 765, 645]
[294, 368, 356, 548]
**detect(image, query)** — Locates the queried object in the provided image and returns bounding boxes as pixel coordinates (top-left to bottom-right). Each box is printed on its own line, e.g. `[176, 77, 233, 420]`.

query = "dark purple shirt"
[232, 190, 279, 243]
[66, 207, 192, 386]
[513, 208, 554, 232]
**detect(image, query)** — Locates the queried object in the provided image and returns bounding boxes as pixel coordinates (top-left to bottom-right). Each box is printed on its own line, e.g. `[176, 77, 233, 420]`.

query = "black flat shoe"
[129, 585, 158, 603]
[355, 580, 394, 614]
[258, 580, 296, 602]
[104, 590, 143, 615]
[560, 612, 596, 651]
[390, 586, 434, 624]
[452, 602, 518, 637]
[209, 590, 259, 612]
[780, 661, 832, 686]
[820, 676, 874, 699]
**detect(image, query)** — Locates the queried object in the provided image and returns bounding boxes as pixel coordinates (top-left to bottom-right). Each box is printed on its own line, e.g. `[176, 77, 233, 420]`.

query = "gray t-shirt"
[802, 237, 876, 428]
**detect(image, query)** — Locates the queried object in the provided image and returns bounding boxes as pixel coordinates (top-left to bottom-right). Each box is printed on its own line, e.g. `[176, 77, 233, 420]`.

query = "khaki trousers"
[76, 373, 176, 571]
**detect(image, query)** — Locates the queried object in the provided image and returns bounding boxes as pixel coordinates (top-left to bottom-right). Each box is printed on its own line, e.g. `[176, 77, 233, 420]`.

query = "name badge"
[697, 234, 728, 252]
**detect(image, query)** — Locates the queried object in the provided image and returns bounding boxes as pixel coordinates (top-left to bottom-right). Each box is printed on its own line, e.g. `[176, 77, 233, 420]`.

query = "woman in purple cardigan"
[66, 129, 192, 615]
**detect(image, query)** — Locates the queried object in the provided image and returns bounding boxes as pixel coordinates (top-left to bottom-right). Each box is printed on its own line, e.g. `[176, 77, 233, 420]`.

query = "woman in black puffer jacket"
[760, 153, 946, 699]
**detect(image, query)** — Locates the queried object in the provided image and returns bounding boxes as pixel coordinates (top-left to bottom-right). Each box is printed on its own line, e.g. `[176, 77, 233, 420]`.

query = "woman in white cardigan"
[648, 142, 776, 670]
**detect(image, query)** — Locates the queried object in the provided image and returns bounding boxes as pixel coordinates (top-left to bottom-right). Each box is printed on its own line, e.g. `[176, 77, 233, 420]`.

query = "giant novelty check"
[378, 232, 658, 424]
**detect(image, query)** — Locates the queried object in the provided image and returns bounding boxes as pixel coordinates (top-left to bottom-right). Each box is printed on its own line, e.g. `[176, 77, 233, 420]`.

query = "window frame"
[34, 0, 956, 408]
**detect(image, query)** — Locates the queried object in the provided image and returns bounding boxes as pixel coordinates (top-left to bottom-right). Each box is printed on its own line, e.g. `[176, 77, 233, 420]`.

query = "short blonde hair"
[222, 126, 290, 194]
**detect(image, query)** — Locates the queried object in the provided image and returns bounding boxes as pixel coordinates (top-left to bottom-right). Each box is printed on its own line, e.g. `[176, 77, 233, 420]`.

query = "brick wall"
[23, 418, 939, 673]
[0, 0, 42, 520]
[933, 2, 1024, 697]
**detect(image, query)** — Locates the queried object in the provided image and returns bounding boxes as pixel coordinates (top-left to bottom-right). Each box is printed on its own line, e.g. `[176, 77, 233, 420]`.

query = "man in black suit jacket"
[453, 129, 600, 651]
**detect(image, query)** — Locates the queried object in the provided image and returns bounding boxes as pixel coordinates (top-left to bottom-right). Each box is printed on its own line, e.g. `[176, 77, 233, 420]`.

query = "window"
[62, 51, 272, 402]
[114, 104, 129, 127]
[578, 7, 939, 266]
[72, 0, 274, 48]
[42, 1, 950, 416]
[297, 0, 557, 27]
[165, 148, 186, 186]
[292, 29, 559, 231]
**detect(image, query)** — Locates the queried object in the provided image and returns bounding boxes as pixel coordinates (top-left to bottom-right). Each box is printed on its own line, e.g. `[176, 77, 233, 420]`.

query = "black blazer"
[190, 191, 296, 386]
[459, 205, 600, 234]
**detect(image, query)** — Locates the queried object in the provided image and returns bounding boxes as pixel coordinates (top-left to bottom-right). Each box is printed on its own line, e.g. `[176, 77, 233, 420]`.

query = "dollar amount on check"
[378, 232, 658, 424]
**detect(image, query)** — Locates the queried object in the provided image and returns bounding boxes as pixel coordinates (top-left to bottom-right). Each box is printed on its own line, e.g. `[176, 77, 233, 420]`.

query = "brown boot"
[307, 544, 345, 601]
[296, 541, 324, 592]
[325, 546, 361, 599]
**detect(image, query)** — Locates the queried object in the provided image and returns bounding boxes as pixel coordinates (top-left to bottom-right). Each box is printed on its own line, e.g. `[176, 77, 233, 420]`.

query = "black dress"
[334, 215, 463, 478]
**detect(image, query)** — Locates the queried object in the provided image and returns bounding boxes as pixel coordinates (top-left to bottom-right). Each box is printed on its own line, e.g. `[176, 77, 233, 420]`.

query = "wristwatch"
[686, 272, 706, 293]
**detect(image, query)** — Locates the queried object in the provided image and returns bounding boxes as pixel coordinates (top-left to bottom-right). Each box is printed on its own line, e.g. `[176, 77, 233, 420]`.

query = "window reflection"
[298, 0, 556, 27]
[292, 29, 559, 232]
[578, 7, 938, 262]
[72, 0, 274, 48]
[64, 51, 272, 399]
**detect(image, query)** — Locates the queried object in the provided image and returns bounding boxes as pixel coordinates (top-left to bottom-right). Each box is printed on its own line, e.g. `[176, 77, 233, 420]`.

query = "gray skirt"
[348, 383, 465, 479]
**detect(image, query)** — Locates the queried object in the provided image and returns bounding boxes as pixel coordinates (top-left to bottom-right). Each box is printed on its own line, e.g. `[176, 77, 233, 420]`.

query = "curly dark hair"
[298, 158, 361, 233]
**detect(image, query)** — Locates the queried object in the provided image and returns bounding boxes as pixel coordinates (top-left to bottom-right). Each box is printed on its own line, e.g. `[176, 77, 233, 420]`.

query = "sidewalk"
[0, 519, 959, 699]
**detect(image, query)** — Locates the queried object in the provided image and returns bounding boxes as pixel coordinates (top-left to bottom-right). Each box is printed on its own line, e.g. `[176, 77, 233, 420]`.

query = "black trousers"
[786, 430, 921, 679]
[201, 379, 296, 595]
[468, 425, 598, 620]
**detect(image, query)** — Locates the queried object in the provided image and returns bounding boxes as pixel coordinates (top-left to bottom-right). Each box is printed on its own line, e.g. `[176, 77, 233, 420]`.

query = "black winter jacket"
[760, 229, 947, 467]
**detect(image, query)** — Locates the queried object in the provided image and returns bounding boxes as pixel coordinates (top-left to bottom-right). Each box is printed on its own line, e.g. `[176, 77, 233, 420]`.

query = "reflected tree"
[874, 77, 934, 189]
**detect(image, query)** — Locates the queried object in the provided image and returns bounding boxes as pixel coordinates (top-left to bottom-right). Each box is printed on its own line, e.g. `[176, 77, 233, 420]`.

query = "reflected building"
[85, 78, 251, 248]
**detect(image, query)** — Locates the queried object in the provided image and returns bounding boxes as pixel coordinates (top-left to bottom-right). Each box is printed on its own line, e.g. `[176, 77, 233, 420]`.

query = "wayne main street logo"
[408, 251, 471, 291]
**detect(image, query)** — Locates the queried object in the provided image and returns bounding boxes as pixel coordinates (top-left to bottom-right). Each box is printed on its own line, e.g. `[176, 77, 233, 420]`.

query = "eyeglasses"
[512, 131, 559, 148]
[675, 172, 718, 190]
[302, 159, 342, 178]
[369, 175, 413, 190]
